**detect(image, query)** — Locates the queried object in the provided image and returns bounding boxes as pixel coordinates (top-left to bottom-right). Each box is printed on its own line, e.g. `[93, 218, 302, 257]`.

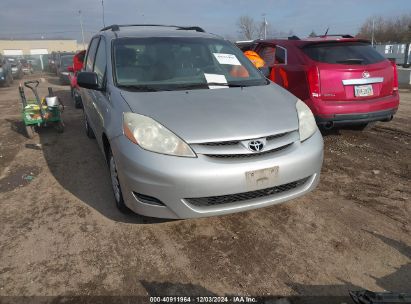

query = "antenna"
[324, 27, 329, 36]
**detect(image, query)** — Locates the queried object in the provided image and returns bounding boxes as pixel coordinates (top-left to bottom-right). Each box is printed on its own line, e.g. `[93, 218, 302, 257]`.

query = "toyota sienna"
[77, 24, 324, 219]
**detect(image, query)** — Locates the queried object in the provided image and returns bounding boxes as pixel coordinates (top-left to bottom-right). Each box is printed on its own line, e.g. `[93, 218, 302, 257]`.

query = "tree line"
[237, 13, 411, 43]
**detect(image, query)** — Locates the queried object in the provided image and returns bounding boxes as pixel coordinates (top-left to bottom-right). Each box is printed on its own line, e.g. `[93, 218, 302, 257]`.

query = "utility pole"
[79, 10, 86, 50]
[371, 18, 375, 47]
[262, 14, 267, 39]
[102, 0, 106, 27]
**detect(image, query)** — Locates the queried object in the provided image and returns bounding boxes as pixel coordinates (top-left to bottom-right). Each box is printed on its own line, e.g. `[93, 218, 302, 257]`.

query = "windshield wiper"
[117, 84, 159, 92]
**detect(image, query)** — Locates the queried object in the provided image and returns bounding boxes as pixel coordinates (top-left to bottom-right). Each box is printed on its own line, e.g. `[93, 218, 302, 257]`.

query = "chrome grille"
[204, 143, 292, 158]
[200, 132, 288, 147]
[185, 177, 309, 207]
[191, 130, 299, 158]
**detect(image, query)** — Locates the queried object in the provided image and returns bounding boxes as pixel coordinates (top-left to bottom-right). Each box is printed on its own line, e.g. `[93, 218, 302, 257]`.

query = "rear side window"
[259, 46, 276, 67]
[275, 47, 286, 64]
[303, 42, 385, 65]
[85, 37, 100, 71]
[258, 45, 287, 66]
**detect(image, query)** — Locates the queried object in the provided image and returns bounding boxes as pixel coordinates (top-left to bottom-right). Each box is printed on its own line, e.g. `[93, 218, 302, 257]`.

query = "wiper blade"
[207, 82, 249, 88]
[118, 85, 159, 92]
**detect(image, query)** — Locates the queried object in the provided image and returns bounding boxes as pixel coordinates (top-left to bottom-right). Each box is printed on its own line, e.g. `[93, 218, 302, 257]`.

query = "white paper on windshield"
[213, 53, 241, 66]
[204, 73, 228, 89]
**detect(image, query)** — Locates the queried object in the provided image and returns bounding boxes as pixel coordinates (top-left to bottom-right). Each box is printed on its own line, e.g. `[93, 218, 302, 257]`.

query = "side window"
[85, 37, 100, 71]
[275, 47, 287, 64]
[258, 46, 276, 67]
[93, 39, 107, 87]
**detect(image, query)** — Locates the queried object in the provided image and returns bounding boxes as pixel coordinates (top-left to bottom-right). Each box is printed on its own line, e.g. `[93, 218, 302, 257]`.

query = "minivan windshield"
[113, 37, 267, 91]
[303, 42, 386, 65]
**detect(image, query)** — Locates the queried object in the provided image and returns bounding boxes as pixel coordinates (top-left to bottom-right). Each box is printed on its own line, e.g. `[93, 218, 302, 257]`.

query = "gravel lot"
[0, 74, 410, 301]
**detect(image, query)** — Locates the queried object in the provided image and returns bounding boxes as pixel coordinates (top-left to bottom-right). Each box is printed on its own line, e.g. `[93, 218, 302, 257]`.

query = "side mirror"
[77, 72, 101, 90]
[67, 66, 74, 73]
[259, 66, 270, 78]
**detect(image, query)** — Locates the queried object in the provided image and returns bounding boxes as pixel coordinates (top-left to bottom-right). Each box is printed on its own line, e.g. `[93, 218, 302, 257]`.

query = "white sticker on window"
[213, 53, 241, 66]
[204, 73, 228, 89]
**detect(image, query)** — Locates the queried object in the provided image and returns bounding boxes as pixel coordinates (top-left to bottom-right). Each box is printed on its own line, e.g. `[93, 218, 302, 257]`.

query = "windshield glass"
[113, 37, 267, 91]
[61, 56, 74, 67]
[303, 42, 385, 65]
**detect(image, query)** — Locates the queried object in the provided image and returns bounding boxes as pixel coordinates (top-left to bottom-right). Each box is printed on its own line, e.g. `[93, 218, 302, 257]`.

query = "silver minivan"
[77, 24, 323, 219]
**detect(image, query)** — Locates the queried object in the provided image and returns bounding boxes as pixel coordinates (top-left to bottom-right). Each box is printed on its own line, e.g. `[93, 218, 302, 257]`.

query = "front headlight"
[123, 112, 196, 157]
[296, 99, 317, 141]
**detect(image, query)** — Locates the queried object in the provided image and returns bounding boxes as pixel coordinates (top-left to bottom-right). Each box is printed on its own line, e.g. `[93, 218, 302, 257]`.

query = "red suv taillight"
[391, 61, 398, 93]
[307, 66, 321, 98]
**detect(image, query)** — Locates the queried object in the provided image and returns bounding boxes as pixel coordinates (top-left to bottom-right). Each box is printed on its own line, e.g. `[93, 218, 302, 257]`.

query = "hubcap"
[110, 156, 121, 202]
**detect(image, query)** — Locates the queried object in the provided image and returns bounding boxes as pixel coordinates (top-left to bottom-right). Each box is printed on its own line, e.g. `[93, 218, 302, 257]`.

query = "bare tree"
[237, 16, 256, 40]
[237, 15, 295, 40]
[308, 30, 317, 37]
[357, 13, 411, 43]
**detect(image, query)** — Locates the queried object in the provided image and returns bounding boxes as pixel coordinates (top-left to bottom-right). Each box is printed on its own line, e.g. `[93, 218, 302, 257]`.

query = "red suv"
[246, 35, 399, 129]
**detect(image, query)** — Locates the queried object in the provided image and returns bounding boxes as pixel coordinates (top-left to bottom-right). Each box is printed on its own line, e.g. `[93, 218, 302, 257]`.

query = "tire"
[83, 110, 95, 138]
[55, 121, 64, 133]
[74, 90, 83, 109]
[5, 74, 12, 87]
[25, 125, 34, 139]
[108, 149, 129, 212]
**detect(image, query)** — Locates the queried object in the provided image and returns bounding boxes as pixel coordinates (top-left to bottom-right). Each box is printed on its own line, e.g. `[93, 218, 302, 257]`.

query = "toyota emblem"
[362, 71, 370, 78]
[248, 140, 264, 152]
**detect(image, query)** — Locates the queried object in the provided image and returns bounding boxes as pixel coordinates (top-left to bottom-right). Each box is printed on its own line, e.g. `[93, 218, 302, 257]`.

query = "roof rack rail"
[100, 24, 205, 33]
[288, 35, 300, 40]
[310, 34, 354, 38]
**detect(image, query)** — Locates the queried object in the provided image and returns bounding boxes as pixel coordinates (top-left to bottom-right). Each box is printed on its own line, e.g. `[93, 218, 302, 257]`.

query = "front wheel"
[109, 150, 129, 212]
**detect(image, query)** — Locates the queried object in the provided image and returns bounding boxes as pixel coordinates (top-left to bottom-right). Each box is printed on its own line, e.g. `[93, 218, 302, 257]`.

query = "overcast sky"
[0, 0, 410, 42]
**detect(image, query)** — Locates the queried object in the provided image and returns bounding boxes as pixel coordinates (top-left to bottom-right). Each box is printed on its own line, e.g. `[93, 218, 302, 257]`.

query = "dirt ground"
[0, 74, 410, 301]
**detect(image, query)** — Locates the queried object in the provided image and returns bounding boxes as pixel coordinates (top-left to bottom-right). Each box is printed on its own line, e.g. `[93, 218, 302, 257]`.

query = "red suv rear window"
[302, 42, 385, 65]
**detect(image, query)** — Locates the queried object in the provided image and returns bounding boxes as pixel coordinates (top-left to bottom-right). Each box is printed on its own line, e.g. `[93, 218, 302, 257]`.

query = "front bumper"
[111, 130, 323, 219]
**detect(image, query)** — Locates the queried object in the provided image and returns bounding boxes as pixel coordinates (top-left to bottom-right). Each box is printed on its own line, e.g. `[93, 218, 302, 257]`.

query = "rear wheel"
[83, 110, 95, 138]
[108, 150, 129, 212]
[74, 90, 83, 108]
[55, 121, 64, 133]
[5, 74, 12, 87]
[25, 125, 34, 139]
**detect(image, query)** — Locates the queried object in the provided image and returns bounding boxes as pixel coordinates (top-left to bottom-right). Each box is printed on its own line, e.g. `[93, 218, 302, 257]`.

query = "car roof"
[99, 24, 219, 40]
[256, 36, 371, 48]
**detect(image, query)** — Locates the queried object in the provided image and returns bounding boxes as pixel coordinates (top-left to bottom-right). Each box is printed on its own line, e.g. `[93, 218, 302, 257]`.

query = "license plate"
[245, 166, 279, 190]
[355, 84, 373, 97]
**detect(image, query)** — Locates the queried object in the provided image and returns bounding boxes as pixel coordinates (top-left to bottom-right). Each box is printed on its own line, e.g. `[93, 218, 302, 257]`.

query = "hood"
[120, 84, 299, 143]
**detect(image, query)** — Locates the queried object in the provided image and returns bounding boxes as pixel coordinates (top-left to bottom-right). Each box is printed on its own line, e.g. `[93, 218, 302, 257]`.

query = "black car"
[58, 55, 74, 84]
[0, 55, 13, 86]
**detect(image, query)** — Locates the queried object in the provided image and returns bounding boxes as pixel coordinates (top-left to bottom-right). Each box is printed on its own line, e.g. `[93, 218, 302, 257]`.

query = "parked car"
[68, 50, 86, 108]
[6, 57, 23, 79]
[243, 35, 400, 129]
[55, 52, 75, 76]
[0, 55, 13, 86]
[58, 54, 75, 84]
[77, 24, 323, 219]
[19, 59, 34, 74]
